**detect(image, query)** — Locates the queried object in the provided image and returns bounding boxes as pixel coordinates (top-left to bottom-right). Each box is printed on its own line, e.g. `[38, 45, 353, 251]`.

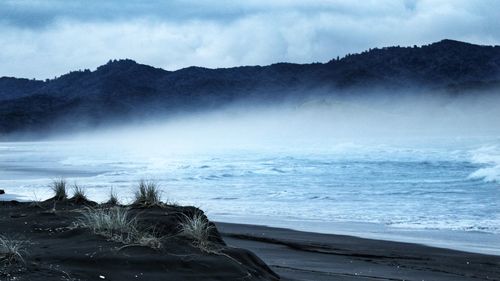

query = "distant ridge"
[1, 39, 500, 137]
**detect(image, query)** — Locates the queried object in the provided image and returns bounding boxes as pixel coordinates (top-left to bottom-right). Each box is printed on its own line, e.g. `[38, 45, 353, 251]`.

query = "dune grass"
[71, 183, 87, 203]
[0, 235, 25, 265]
[78, 207, 137, 243]
[180, 212, 215, 252]
[51, 179, 68, 201]
[77, 207, 161, 249]
[106, 188, 119, 205]
[135, 229, 162, 249]
[133, 180, 163, 207]
[29, 191, 43, 208]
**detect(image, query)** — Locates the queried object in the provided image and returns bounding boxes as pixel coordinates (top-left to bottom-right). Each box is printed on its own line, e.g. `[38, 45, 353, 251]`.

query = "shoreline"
[210, 215, 500, 256]
[2, 193, 499, 256]
[1, 195, 499, 280]
[216, 222, 500, 281]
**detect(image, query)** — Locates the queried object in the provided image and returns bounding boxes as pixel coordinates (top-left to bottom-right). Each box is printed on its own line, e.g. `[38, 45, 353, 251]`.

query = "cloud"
[0, 0, 499, 79]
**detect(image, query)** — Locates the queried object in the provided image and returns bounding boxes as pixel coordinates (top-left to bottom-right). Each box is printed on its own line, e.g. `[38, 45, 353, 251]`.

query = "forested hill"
[1, 39, 500, 137]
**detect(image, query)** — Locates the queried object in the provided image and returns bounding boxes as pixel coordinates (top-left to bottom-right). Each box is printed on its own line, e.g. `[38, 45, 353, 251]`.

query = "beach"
[218, 222, 500, 280]
[2, 2, 500, 280]
[1, 195, 499, 281]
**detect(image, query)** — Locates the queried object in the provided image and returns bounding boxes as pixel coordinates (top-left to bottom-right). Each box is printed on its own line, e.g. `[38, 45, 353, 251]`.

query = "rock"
[0, 189, 4, 195]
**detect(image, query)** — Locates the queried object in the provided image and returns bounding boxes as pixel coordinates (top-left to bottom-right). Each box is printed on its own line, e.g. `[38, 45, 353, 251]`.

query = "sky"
[1, 0, 499, 79]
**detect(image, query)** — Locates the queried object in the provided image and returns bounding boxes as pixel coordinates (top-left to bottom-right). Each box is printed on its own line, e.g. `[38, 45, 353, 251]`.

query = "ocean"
[1, 137, 499, 254]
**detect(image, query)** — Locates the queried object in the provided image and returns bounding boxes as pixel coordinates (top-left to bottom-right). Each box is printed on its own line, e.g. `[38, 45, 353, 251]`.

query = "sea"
[1, 137, 499, 255]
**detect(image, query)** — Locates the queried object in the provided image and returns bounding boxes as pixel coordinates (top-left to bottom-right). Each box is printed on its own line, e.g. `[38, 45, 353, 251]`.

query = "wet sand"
[217, 222, 500, 281]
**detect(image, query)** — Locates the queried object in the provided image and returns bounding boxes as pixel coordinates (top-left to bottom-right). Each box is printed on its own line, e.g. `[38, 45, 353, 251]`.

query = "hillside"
[1, 39, 500, 137]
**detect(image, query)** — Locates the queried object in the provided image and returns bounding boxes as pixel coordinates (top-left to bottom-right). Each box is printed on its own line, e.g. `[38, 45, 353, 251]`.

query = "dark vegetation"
[50, 179, 68, 201]
[1, 39, 500, 138]
[133, 180, 163, 207]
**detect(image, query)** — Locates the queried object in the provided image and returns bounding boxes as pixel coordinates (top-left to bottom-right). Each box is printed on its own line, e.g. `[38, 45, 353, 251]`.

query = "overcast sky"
[1, 0, 499, 79]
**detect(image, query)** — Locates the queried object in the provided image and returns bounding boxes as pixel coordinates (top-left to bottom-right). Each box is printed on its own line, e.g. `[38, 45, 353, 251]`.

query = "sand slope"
[0, 200, 278, 281]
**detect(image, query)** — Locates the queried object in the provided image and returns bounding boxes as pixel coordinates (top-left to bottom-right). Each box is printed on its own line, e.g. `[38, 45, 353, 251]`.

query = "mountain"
[1, 39, 500, 138]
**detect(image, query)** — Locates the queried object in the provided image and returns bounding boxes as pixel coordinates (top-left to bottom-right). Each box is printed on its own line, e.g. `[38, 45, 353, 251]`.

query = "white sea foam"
[469, 145, 500, 183]
[1, 139, 500, 254]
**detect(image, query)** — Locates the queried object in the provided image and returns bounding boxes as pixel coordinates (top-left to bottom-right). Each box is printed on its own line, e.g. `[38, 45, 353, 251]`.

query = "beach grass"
[51, 179, 68, 201]
[77, 207, 161, 248]
[180, 212, 215, 252]
[78, 207, 137, 243]
[71, 183, 87, 203]
[106, 188, 119, 206]
[133, 180, 162, 207]
[0, 235, 25, 265]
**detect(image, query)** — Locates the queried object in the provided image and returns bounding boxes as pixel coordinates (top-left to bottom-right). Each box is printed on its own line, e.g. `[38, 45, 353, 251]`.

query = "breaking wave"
[468, 145, 500, 183]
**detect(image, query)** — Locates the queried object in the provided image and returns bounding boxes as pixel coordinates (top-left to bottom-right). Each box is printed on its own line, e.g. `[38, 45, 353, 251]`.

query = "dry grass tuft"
[29, 191, 43, 208]
[136, 232, 162, 249]
[51, 178, 67, 201]
[0, 235, 25, 265]
[78, 207, 137, 243]
[106, 188, 119, 205]
[134, 180, 162, 207]
[71, 183, 87, 203]
[77, 207, 162, 249]
[180, 212, 215, 252]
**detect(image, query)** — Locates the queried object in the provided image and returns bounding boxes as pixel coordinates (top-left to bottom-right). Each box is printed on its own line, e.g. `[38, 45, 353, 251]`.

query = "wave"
[468, 145, 500, 183]
[387, 220, 500, 234]
[212, 197, 239, 200]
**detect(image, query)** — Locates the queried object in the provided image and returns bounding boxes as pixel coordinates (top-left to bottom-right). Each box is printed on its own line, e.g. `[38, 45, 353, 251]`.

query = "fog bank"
[59, 90, 500, 153]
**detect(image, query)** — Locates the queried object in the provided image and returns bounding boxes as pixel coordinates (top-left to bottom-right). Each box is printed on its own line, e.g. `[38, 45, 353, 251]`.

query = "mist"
[58, 90, 500, 153]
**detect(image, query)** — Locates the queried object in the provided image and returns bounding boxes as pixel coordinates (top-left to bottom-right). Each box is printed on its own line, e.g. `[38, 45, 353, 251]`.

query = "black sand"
[217, 222, 500, 281]
[0, 199, 278, 281]
[1, 196, 499, 281]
